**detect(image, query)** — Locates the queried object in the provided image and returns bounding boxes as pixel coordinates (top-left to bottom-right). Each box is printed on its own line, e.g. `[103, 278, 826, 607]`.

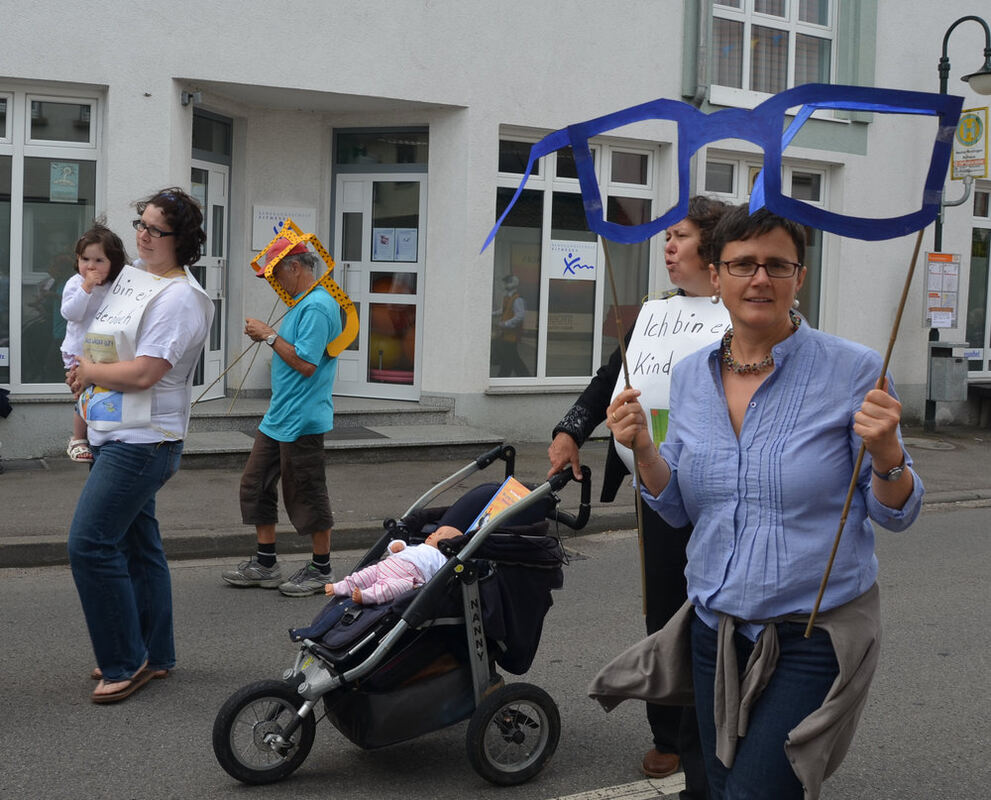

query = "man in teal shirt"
[223, 239, 342, 596]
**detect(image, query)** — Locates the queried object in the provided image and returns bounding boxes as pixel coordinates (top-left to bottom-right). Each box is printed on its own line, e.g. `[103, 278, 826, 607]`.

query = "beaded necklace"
[721, 309, 801, 375]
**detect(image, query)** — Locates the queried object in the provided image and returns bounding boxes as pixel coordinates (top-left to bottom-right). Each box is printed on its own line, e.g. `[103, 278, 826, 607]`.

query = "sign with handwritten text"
[550, 239, 597, 281]
[610, 296, 730, 472]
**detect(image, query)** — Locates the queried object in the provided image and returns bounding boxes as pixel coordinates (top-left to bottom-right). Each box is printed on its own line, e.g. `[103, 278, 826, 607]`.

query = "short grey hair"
[284, 251, 318, 272]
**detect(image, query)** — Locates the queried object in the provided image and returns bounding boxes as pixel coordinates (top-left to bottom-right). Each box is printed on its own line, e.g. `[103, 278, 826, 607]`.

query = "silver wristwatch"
[871, 457, 905, 481]
[265, 333, 277, 347]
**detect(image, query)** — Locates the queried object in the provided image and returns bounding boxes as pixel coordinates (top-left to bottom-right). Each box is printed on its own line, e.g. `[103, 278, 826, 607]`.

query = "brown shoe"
[641, 748, 680, 779]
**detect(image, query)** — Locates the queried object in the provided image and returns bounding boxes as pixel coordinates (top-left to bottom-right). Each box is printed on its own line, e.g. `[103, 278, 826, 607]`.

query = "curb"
[5, 490, 990, 570]
[0, 509, 637, 570]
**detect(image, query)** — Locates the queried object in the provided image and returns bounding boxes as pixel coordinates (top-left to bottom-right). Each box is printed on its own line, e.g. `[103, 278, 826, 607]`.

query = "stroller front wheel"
[466, 682, 560, 786]
[212, 679, 316, 785]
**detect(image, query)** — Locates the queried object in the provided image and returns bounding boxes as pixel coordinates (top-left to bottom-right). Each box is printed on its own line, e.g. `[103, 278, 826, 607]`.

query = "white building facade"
[2, 0, 990, 459]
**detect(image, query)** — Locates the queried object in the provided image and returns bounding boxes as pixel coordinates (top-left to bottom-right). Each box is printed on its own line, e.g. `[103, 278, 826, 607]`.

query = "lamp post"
[925, 14, 991, 431]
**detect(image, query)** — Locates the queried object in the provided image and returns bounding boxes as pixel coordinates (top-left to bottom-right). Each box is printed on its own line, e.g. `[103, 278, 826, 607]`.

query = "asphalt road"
[1, 503, 988, 799]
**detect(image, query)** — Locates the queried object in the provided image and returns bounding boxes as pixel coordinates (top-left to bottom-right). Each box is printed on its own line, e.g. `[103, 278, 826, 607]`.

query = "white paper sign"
[395, 228, 418, 261]
[372, 228, 396, 261]
[611, 296, 731, 471]
[930, 311, 953, 328]
[549, 240, 597, 281]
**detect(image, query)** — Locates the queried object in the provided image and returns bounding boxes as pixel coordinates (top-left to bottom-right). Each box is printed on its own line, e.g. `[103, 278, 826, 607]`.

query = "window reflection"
[367, 302, 415, 384]
[20, 157, 97, 383]
[601, 197, 651, 366]
[0, 155, 10, 384]
[337, 131, 428, 166]
[490, 187, 540, 378]
[29, 100, 92, 143]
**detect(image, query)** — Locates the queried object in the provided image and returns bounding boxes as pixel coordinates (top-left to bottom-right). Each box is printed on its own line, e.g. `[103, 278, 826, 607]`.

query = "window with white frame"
[711, 0, 835, 108]
[0, 88, 100, 388]
[703, 154, 825, 328]
[966, 185, 990, 375]
[490, 138, 655, 382]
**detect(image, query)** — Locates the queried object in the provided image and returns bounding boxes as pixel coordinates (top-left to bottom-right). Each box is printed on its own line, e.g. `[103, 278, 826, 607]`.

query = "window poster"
[395, 228, 417, 261]
[372, 228, 396, 261]
[549, 239, 597, 281]
[50, 162, 79, 203]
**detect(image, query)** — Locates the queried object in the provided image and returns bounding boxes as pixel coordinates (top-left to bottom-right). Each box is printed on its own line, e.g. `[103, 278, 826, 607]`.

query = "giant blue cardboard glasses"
[482, 84, 963, 249]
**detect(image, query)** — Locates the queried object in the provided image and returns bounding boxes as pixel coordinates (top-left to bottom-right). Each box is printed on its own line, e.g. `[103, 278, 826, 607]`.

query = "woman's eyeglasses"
[718, 259, 802, 278]
[132, 219, 176, 239]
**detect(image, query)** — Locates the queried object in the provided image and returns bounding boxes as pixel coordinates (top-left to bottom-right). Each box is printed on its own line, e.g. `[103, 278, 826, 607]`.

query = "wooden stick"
[227, 298, 283, 414]
[191, 297, 284, 408]
[600, 237, 648, 616]
[804, 228, 925, 637]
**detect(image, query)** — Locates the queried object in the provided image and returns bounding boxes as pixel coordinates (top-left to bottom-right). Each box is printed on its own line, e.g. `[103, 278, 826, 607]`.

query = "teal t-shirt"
[259, 287, 342, 442]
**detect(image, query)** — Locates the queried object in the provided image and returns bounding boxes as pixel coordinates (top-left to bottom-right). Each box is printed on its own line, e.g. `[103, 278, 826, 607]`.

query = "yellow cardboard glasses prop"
[250, 219, 358, 357]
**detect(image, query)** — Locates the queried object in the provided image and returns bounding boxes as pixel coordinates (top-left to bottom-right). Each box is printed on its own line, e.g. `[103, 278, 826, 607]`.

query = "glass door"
[190, 161, 227, 400]
[333, 173, 426, 400]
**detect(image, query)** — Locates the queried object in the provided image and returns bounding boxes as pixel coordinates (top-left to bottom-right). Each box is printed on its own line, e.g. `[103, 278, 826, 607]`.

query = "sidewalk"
[2, 425, 989, 569]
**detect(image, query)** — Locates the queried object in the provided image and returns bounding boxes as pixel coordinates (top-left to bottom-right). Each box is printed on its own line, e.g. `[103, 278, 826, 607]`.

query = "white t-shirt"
[89, 263, 212, 446]
[60, 273, 111, 363]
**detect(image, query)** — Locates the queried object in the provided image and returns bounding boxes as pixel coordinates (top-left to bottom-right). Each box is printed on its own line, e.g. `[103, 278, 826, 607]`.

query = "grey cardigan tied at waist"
[589, 585, 881, 800]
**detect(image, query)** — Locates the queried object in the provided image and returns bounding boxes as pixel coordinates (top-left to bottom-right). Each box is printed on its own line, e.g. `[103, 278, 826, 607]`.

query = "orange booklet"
[467, 476, 532, 532]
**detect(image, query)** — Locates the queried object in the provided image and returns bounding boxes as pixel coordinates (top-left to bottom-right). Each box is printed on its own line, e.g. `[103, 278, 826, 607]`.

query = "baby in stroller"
[327, 480, 542, 605]
[327, 527, 462, 604]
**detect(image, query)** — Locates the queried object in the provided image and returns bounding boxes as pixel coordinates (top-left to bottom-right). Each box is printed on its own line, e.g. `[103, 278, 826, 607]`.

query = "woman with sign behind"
[66, 188, 213, 704]
[599, 205, 922, 799]
[548, 195, 728, 797]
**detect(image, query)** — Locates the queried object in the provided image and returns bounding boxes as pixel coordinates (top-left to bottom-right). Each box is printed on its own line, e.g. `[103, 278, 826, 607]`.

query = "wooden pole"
[804, 228, 925, 637]
[600, 237, 648, 616]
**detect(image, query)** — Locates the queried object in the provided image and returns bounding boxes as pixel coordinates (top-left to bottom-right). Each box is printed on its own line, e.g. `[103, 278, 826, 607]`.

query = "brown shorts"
[239, 430, 333, 536]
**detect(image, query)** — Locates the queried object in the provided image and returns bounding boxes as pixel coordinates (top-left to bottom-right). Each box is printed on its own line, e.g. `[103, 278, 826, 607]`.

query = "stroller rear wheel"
[466, 682, 560, 785]
[213, 679, 316, 784]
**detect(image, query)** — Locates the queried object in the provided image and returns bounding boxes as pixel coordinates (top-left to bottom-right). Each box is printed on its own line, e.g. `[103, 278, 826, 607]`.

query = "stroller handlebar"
[474, 444, 516, 476]
[545, 464, 591, 530]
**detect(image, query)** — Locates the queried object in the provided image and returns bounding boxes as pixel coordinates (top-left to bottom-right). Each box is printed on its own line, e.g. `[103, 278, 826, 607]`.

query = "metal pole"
[927, 15, 991, 430]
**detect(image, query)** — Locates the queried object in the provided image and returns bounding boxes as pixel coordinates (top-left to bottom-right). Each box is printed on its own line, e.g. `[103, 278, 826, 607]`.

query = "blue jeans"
[691, 614, 839, 800]
[68, 440, 183, 681]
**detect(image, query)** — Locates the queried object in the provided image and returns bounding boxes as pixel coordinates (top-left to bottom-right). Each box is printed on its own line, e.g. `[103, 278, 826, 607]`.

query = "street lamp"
[934, 15, 991, 253]
[925, 14, 991, 432]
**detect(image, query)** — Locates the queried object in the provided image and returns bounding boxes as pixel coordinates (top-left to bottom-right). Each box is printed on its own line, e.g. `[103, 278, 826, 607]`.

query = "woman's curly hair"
[135, 187, 207, 267]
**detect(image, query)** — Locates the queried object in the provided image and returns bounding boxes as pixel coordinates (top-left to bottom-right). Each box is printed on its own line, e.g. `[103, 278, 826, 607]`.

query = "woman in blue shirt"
[604, 205, 923, 799]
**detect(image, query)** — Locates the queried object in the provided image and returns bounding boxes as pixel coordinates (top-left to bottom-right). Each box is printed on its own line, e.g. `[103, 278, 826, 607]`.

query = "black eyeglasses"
[718, 259, 803, 278]
[132, 219, 176, 239]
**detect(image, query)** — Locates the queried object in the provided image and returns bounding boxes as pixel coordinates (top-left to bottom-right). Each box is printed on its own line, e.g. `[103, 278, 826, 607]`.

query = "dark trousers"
[642, 505, 708, 800]
[691, 616, 839, 800]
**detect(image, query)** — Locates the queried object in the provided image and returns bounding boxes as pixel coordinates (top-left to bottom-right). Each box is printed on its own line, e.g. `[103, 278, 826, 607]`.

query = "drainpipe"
[690, 0, 711, 109]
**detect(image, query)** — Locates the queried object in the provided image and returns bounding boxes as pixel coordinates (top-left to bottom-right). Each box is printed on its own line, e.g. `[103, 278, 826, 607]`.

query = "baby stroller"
[213, 445, 590, 787]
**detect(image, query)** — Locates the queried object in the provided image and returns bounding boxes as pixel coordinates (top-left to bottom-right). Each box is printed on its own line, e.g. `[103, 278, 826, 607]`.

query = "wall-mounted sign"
[952, 107, 988, 179]
[924, 251, 960, 328]
[549, 239, 597, 281]
[252, 206, 317, 250]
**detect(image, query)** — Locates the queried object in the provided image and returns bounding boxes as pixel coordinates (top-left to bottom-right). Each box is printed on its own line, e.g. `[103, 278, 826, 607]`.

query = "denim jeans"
[68, 440, 183, 681]
[691, 614, 839, 800]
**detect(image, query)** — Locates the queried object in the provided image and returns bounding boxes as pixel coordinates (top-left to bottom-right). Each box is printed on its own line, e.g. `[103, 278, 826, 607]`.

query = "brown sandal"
[91, 663, 154, 704]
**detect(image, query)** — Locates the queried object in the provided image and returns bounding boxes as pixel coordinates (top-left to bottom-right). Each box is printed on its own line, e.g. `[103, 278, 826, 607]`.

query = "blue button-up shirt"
[646, 322, 924, 640]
